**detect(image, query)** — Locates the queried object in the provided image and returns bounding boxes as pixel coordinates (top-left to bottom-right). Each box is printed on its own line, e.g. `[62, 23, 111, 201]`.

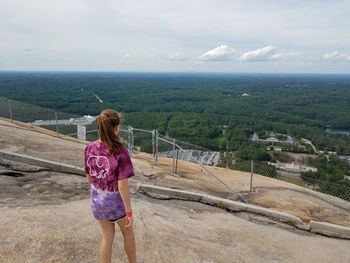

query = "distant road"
[31, 115, 96, 126]
[301, 138, 317, 154]
[93, 93, 103, 103]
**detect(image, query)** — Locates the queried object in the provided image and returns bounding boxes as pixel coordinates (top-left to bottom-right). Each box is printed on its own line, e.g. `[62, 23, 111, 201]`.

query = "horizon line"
[1, 70, 350, 76]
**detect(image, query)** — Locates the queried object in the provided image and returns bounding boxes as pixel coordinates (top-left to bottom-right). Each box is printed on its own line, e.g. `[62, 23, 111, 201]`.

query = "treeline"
[0, 72, 350, 154]
[302, 155, 350, 183]
[301, 155, 350, 201]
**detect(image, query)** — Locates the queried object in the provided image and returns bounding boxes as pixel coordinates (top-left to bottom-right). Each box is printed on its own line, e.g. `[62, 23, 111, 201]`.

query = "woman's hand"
[125, 216, 133, 227]
[125, 210, 133, 227]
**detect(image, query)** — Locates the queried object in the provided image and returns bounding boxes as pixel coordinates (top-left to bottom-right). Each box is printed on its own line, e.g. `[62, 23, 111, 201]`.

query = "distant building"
[268, 162, 317, 175]
[340, 156, 350, 164]
[267, 146, 282, 152]
[251, 132, 296, 145]
[266, 137, 279, 143]
[318, 151, 337, 155]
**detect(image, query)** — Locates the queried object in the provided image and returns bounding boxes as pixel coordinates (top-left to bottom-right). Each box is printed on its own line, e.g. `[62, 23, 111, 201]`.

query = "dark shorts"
[90, 184, 126, 221]
[110, 213, 126, 222]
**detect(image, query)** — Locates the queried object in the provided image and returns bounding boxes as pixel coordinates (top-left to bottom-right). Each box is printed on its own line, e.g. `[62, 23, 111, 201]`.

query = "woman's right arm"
[118, 179, 132, 211]
[118, 178, 133, 227]
[117, 149, 136, 227]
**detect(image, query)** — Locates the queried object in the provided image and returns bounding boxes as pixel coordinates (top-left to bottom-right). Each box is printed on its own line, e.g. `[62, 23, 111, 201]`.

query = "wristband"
[126, 210, 133, 218]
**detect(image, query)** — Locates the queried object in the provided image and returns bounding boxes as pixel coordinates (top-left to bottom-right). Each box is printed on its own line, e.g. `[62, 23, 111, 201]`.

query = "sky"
[1, 0, 350, 73]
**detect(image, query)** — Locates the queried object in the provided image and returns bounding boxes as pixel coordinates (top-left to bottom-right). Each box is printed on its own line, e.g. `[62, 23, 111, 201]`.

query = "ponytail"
[97, 109, 124, 154]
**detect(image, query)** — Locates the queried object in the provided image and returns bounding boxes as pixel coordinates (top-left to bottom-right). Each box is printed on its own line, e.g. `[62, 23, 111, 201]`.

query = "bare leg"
[98, 220, 116, 263]
[117, 217, 136, 263]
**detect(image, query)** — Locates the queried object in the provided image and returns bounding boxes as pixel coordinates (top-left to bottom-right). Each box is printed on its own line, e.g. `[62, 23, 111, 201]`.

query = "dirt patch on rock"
[251, 188, 350, 227]
[0, 165, 89, 207]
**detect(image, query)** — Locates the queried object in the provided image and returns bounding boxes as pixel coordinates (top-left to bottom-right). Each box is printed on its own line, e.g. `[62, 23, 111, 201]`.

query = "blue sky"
[1, 0, 350, 73]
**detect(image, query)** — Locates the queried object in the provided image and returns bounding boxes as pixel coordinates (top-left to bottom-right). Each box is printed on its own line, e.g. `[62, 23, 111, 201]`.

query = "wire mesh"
[0, 97, 13, 120]
[0, 97, 87, 137]
[0, 97, 56, 122]
[157, 134, 220, 165]
[132, 128, 154, 154]
[300, 173, 350, 202]
[251, 160, 350, 205]
[1, 97, 349, 205]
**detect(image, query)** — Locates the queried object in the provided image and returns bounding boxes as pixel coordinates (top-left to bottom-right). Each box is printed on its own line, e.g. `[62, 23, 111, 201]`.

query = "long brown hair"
[96, 109, 124, 154]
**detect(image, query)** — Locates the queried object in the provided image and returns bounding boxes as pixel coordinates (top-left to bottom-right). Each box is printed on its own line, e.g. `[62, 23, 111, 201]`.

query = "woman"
[84, 109, 137, 263]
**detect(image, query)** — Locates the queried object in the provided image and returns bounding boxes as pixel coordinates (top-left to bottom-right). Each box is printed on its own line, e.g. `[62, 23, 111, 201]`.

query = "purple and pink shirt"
[84, 140, 135, 192]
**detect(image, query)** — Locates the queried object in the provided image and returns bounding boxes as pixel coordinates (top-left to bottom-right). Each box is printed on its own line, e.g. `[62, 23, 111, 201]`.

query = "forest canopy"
[0, 72, 350, 154]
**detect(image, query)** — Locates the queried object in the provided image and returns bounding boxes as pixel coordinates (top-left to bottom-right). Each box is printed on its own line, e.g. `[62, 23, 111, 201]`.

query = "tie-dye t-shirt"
[84, 140, 135, 192]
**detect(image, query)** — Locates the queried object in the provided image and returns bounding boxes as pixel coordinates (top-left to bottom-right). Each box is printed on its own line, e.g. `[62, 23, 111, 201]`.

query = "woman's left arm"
[86, 173, 92, 184]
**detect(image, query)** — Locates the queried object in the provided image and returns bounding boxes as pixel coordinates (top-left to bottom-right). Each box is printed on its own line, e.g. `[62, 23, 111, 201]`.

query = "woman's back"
[84, 140, 134, 192]
[84, 109, 137, 263]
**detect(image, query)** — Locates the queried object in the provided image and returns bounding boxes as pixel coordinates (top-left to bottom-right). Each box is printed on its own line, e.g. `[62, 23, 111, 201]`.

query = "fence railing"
[114, 125, 350, 205]
[1, 97, 349, 206]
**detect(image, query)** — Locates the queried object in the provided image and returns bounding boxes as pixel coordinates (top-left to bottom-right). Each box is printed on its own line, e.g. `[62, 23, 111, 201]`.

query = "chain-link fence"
[1, 97, 349, 207]
[0, 97, 87, 137]
[127, 127, 350, 206]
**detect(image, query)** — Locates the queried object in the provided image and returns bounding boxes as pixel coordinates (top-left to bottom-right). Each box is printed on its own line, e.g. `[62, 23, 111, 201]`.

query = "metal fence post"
[152, 129, 155, 157]
[175, 149, 179, 173]
[128, 125, 132, 154]
[155, 129, 159, 166]
[54, 111, 59, 137]
[8, 99, 13, 122]
[172, 138, 176, 173]
[249, 160, 254, 204]
[131, 126, 134, 157]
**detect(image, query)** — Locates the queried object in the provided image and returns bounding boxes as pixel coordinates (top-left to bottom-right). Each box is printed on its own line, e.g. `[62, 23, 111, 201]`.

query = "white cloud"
[239, 46, 303, 62]
[198, 45, 236, 61]
[270, 52, 302, 61]
[239, 46, 276, 61]
[1, 0, 350, 72]
[322, 51, 350, 62]
[124, 53, 130, 58]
